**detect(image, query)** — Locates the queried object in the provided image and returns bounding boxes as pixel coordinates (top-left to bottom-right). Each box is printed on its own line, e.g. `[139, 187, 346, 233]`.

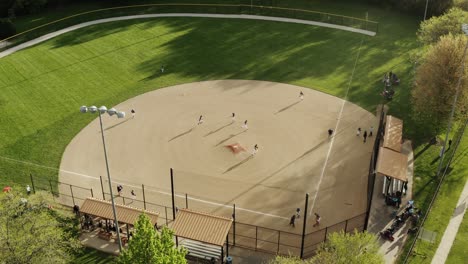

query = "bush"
[0, 19, 16, 39]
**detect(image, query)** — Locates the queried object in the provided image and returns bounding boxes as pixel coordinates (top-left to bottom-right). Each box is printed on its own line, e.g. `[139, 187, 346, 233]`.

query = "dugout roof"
[383, 115, 403, 152]
[80, 197, 159, 226]
[171, 208, 233, 246]
[376, 147, 408, 182]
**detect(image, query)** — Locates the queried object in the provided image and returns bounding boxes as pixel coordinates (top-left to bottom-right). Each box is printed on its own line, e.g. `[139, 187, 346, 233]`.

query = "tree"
[311, 230, 383, 264]
[118, 214, 187, 264]
[0, 18, 16, 39]
[417, 7, 468, 45]
[412, 34, 468, 136]
[0, 190, 81, 264]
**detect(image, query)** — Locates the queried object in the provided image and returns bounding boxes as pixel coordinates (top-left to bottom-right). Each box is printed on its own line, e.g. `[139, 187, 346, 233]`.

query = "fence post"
[324, 227, 328, 241]
[123, 197, 126, 205]
[171, 168, 176, 220]
[70, 185, 75, 206]
[255, 226, 258, 249]
[277, 230, 280, 253]
[90, 188, 94, 198]
[345, 219, 348, 233]
[100, 176, 105, 200]
[185, 193, 188, 208]
[142, 184, 146, 210]
[300, 193, 309, 258]
[232, 204, 236, 246]
[30, 174, 36, 194]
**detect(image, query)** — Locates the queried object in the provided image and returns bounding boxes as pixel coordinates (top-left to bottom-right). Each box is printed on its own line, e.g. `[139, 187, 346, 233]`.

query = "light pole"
[80, 105, 126, 251]
[436, 24, 468, 177]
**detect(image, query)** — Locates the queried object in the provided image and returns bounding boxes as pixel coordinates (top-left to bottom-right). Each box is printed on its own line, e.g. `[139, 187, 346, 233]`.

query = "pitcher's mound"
[226, 143, 246, 154]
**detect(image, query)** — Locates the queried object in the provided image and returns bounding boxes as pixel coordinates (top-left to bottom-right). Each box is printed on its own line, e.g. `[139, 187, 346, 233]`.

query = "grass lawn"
[72, 247, 115, 264]
[446, 213, 468, 264]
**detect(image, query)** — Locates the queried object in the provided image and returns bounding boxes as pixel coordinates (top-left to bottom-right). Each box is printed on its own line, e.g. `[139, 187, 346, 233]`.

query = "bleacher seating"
[180, 239, 221, 263]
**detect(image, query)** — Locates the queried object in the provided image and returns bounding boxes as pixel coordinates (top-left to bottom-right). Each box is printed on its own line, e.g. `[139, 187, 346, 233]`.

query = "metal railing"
[0, 3, 378, 51]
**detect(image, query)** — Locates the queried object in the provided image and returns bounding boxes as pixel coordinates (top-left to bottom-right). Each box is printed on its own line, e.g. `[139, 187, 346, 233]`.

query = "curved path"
[0, 13, 375, 59]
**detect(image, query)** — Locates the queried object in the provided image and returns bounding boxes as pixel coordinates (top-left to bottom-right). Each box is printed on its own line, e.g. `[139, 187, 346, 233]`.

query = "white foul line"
[309, 37, 366, 215]
[0, 155, 288, 220]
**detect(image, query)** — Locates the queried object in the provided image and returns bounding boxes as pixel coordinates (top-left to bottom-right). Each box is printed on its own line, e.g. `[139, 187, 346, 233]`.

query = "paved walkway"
[431, 179, 468, 264]
[0, 13, 375, 59]
[368, 139, 414, 264]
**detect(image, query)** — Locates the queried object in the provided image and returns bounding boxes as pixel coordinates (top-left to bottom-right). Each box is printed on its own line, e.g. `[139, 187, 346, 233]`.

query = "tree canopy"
[417, 7, 468, 45]
[412, 34, 468, 136]
[0, 190, 81, 264]
[118, 214, 187, 264]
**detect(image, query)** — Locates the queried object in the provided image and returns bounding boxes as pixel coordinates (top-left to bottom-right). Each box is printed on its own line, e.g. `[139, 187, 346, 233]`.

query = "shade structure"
[171, 208, 233, 246]
[79, 198, 159, 226]
[376, 147, 408, 182]
[383, 115, 403, 152]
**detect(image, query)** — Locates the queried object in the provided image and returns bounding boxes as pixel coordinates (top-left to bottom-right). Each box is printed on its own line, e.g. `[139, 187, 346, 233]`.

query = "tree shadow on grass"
[135, 17, 362, 86]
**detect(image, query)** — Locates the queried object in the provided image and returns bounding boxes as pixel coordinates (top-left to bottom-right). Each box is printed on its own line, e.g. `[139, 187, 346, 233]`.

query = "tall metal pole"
[423, 0, 429, 21]
[300, 193, 309, 259]
[98, 111, 123, 251]
[436, 33, 468, 177]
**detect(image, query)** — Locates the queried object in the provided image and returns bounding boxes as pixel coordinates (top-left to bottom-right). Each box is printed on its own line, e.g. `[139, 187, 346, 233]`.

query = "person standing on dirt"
[313, 213, 321, 227]
[363, 130, 368, 143]
[198, 115, 204, 125]
[289, 214, 296, 227]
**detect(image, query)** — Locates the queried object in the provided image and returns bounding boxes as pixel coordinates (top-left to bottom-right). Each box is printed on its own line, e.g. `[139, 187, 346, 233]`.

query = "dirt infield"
[59, 80, 376, 233]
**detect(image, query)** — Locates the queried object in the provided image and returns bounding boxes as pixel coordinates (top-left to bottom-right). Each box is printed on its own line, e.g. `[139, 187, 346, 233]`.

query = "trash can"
[226, 256, 233, 264]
